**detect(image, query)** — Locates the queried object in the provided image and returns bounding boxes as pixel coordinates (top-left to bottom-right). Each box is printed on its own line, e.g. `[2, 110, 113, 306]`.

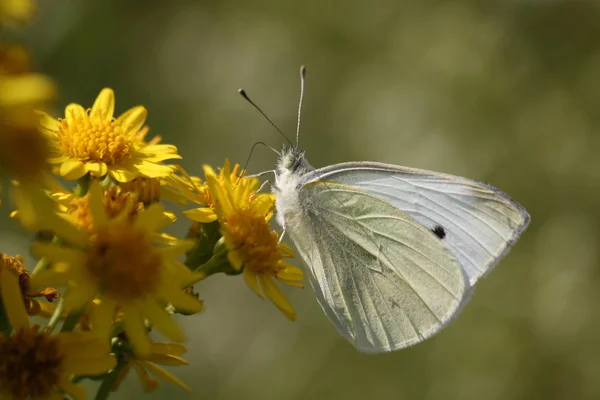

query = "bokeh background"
[2, 0, 600, 399]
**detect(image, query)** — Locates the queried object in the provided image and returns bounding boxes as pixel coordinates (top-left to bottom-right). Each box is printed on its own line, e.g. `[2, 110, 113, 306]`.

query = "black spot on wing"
[431, 225, 446, 239]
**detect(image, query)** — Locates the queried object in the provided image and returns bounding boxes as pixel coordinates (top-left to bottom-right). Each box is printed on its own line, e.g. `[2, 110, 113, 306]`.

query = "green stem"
[31, 257, 49, 276]
[60, 309, 82, 332]
[94, 361, 125, 400]
[45, 297, 64, 333]
[74, 174, 90, 197]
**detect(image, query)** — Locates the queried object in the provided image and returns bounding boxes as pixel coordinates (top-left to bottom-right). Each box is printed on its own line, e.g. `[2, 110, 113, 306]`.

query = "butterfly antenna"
[237, 141, 280, 185]
[296, 65, 306, 149]
[238, 89, 293, 147]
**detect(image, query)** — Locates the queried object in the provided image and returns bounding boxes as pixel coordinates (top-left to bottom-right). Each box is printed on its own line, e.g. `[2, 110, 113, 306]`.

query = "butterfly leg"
[245, 170, 275, 179]
[279, 228, 287, 243]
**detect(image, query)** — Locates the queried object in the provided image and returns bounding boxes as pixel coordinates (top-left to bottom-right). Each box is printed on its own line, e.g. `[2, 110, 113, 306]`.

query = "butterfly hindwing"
[287, 181, 468, 353]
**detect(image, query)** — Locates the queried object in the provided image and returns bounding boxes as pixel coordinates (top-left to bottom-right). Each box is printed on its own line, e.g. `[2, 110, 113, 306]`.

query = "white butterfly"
[274, 148, 529, 353]
[242, 68, 530, 353]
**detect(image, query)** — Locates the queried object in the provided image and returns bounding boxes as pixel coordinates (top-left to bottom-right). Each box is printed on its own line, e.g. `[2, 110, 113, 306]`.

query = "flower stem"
[75, 174, 90, 197]
[94, 361, 125, 400]
[60, 308, 82, 332]
[45, 297, 64, 333]
[31, 257, 49, 275]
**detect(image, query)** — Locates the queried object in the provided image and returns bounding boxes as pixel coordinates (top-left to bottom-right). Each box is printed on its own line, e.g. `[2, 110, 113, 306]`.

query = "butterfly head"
[277, 145, 311, 176]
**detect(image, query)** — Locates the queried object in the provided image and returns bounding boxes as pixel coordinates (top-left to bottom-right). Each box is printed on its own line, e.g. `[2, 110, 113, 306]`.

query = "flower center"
[120, 177, 161, 204]
[58, 114, 133, 164]
[86, 222, 162, 300]
[225, 210, 282, 274]
[0, 328, 64, 399]
[69, 188, 142, 232]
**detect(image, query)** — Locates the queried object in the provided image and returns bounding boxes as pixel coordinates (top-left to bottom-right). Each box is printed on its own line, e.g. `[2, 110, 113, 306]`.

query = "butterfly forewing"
[288, 181, 468, 353]
[306, 163, 530, 286]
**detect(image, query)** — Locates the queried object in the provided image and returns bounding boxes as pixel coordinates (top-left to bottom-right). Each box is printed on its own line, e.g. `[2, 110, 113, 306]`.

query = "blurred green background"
[3, 0, 600, 399]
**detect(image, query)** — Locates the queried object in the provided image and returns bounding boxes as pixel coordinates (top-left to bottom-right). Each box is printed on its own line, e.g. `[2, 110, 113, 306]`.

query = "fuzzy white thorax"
[273, 146, 313, 231]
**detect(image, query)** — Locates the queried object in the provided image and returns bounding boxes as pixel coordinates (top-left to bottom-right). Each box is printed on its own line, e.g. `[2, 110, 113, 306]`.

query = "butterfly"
[244, 67, 530, 353]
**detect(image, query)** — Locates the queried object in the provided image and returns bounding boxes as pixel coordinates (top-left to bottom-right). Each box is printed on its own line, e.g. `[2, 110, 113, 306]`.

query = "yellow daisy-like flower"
[204, 161, 304, 320]
[0, 253, 59, 318]
[173, 160, 270, 225]
[25, 181, 203, 356]
[0, 266, 116, 400]
[38, 88, 181, 182]
[0, 43, 55, 180]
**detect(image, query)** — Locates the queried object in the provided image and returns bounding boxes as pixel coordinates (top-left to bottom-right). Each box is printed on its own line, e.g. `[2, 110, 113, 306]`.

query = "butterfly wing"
[305, 162, 530, 286]
[286, 181, 467, 353]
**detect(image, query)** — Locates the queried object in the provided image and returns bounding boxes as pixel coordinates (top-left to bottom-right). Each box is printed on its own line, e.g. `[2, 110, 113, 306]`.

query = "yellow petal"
[90, 298, 116, 339]
[259, 275, 296, 321]
[243, 268, 264, 299]
[159, 287, 203, 315]
[134, 161, 176, 178]
[141, 360, 191, 392]
[37, 110, 59, 132]
[142, 144, 178, 154]
[276, 278, 304, 288]
[149, 342, 187, 357]
[143, 153, 182, 163]
[90, 88, 115, 121]
[159, 241, 196, 260]
[131, 362, 160, 393]
[226, 247, 243, 270]
[84, 162, 108, 176]
[146, 353, 189, 366]
[252, 194, 276, 216]
[122, 304, 151, 356]
[30, 262, 73, 288]
[109, 165, 138, 182]
[0, 74, 55, 106]
[142, 300, 185, 342]
[276, 266, 304, 281]
[135, 203, 170, 233]
[0, 269, 30, 330]
[202, 164, 216, 178]
[63, 279, 97, 311]
[182, 207, 217, 223]
[63, 353, 116, 376]
[116, 106, 147, 133]
[64, 104, 86, 121]
[88, 180, 108, 227]
[58, 332, 110, 354]
[11, 182, 48, 231]
[59, 158, 86, 180]
[31, 242, 86, 266]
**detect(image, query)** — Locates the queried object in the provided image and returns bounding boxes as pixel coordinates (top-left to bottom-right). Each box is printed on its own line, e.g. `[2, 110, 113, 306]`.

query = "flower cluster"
[0, 4, 302, 399]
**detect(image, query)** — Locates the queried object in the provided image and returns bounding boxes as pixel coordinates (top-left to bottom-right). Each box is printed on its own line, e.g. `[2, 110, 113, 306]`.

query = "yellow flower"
[0, 43, 55, 180]
[0, 265, 115, 400]
[26, 181, 203, 356]
[113, 342, 191, 394]
[38, 88, 181, 182]
[174, 160, 271, 225]
[0, 253, 59, 318]
[0, 0, 36, 23]
[204, 161, 304, 320]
